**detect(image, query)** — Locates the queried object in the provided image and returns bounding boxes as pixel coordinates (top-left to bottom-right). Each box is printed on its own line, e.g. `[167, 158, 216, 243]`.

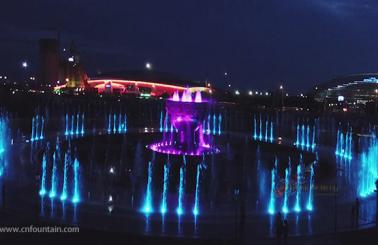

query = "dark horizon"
[1, 0, 378, 92]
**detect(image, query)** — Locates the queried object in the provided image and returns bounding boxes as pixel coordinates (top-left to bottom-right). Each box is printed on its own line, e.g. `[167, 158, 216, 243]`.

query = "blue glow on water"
[72, 158, 80, 203]
[39, 153, 47, 196]
[142, 161, 153, 214]
[306, 164, 315, 211]
[160, 163, 169, 215]
[282, 159, 291, 214]
[268, 158, 277, 215]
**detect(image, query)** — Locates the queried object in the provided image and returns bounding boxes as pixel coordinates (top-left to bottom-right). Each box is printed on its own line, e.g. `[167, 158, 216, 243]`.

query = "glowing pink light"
[173, 91, 180, 101]
[194, 91, 202, 103]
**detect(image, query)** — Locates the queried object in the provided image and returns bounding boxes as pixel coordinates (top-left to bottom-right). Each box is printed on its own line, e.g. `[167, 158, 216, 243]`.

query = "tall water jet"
[177, 163, 185, 216]
[160, 162, 169, 214]
[39, 153, 47, 196]
[301, 124, 305, 147]
[76, 113, 79, 135]
[312, 125, 316, 149]
[270, 121, 274, 142]
[60, 151, 69, 201]
[193, 159, 203, 216]
[72, 157, 80, 203]
[306, 125, 310, 148]
[253, 115, 257, 139]
[295, 124, 300, 146]
[294, 156, 303, 212]
[49, 152, 58, 198]
[31, 117, 36, 141]
[160, 111, 163, 132]
[142, 161, 153, 214]
[306, 163, 315, 211]
[107, 113, 112, 134]
[268, 157, 278, 215]
[70, 115, 74, 135]
[282, 158, 291, 214]
[265, 118, 268, 141]
[259, 114, 263, 140]
[212, 114, 216, 135]
[65, 114, 69, 136]
[218, 114, 222, 135]
[81, 113, 85, 135]
[113, 113, 117, 134]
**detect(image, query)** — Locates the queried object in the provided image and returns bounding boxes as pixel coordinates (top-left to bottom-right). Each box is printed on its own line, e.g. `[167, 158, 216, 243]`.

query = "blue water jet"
[306, 163, 315, 211]
[160, 162, 169, 214]
[39, 153, 47, 196]
[268, 157, 278, 214]
[177, 156, 186, 216]
[72, 157, 80, 203]
[218, 114, 222, 135]
[49, 152, 58, 199]
[142, 161, 153, 214]
[193, 159, 203, 216]
[282, 158, 291, 214]
[60, 151, 70, 201]
[294, 155, 303, 213]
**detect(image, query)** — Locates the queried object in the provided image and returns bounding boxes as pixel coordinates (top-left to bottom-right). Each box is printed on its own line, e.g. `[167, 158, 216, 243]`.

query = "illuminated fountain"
[358, 132, 378, 197]
[149, 90, 219, 156]
[107, 112, 127, 134]
[0, 116, 8, 177]
[335, 127, 353, 160]
[31, 114, 45, 141]
[253, 114, 274, 143]
[65, 112, 85, 136]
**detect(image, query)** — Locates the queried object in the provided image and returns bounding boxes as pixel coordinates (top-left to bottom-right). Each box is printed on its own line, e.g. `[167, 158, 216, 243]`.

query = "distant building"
[39, 38, 60, 86]
[312, 73, 378, 112]
[55, 70, 211, 97]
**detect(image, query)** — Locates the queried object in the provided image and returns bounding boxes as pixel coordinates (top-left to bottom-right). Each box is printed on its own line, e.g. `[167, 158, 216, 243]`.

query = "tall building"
[39, 38, 60, 86]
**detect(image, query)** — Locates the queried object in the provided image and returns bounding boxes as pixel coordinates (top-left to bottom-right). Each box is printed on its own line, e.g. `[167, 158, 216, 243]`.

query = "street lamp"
[21, 61, 28, 68]
[145, 62, 152, 70]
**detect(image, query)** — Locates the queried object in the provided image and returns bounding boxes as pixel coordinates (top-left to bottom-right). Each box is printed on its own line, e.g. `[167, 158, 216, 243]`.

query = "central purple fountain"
[149, 90, 220, 156]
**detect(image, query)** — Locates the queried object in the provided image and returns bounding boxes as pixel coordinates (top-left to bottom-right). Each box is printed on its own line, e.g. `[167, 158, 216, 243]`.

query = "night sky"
[1, 0, 378, 92]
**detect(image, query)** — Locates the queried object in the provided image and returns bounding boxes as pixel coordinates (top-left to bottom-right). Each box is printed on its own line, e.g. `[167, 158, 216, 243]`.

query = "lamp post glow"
[22, 61, 28, 68]
[145, 62, 152, 70]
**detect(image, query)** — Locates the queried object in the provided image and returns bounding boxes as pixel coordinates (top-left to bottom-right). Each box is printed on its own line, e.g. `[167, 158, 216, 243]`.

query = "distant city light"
[68, 56, 74, 62]
[248, 90, 253, 95]
[235, 90, 240, 95]
[338, 95, 345, 102]
[279, 85, 283, 90]
[224, 72, 228, 76]
[22, 61, 28, 68]
[145, 62, 152, 70]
